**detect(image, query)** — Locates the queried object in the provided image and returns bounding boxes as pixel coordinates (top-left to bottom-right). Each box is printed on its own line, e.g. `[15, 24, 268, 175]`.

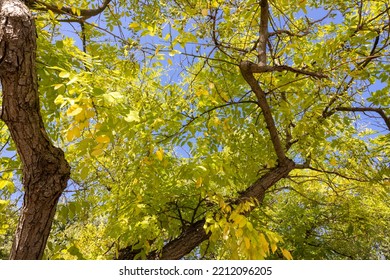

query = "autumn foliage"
[0, 0, 389, 260]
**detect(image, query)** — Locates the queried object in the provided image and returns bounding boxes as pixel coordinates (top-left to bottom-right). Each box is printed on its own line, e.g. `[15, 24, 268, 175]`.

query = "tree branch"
[118, 160, 295, 259]
[357, 34, 380, 69]
[243, 60, 328, 79]
[0, 0, 70, 259]
[268, 29, 309, 37]
[336, 107, 390, 130]
[239, 61, 288, 163]
[258, 0, 269, 66]
[31, 0, 111, 20]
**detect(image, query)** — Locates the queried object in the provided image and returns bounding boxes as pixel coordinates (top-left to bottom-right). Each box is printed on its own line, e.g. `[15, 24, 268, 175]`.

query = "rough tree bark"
[0, 0, 70, 259]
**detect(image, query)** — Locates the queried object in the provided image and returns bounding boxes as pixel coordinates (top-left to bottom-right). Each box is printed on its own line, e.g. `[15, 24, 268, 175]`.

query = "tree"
[0, 0, 70, 259]
[0, 0, 389, 260]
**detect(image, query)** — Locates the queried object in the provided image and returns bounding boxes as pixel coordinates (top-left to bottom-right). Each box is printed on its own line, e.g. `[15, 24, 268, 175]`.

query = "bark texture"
[0, 0, 70, 259]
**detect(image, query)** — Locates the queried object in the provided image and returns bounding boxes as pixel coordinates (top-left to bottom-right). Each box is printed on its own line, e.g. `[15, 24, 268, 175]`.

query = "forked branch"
[240, 61, 288, 163]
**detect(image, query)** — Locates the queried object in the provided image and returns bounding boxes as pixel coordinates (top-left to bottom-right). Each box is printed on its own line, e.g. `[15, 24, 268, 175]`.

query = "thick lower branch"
[148, 220, 209, 260]
[239, 159, 295, 202]
[119, 161, 295, 260]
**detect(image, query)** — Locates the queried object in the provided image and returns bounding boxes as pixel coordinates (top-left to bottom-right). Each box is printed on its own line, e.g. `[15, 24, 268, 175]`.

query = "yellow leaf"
[66, 76, 78, 85]
[147, 25, 155, 36]
[266, 231, 283, 243]
[85, 110, 95, 118]
[219, 92, 229, 101]
[213, 117, 220, 126]
[195, 88, 208, 97]
[78, 120, 89, 130]
[282, 248, 293, 260]
[66, 126, 81, 141]
[235, 215, 247, 228]
[201, 9, 208, 16]
[80, 166, 89, 180]
[151, 118, 164, 129]
[244, 237, 251, 249]
[235, 228, 243, 238]
[168, 50, 181, 57]
[271, 243, 277, 253]
[67, 105, 83, 117]
[95, 123, 102, 130]
[124, 110, 140, 123]
[0, 199, 9, 206]
[3, 171, 13, 180]
[259, 233, 270, 254]
[330, 158, 337, 166]
[142, 156, 152, 165]
[91, 148, 104, 157]
[223, 225, 230, 240]
[210, 0, 219, 8]
[59, 71, 70, 78]
[246, 221, 254, 231]
[156, 148, 164, 161]
[195, 177, 203, 188]
[0, 180, 9, 190]
[54, 84, 64, 91]
[74, 111, 86, 122]
[129, 22, 140, 29]
[96, 135, 110, 144]
[54, 94, 64, 105]
[155, 46, 161, 56]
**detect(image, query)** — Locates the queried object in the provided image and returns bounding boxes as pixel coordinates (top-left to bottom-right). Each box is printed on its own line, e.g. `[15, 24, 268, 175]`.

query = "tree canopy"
[0, 0, 389, 260]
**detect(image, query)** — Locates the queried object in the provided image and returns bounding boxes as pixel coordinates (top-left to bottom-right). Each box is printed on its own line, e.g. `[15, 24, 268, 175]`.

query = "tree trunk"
[0, 0, 70, 259]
